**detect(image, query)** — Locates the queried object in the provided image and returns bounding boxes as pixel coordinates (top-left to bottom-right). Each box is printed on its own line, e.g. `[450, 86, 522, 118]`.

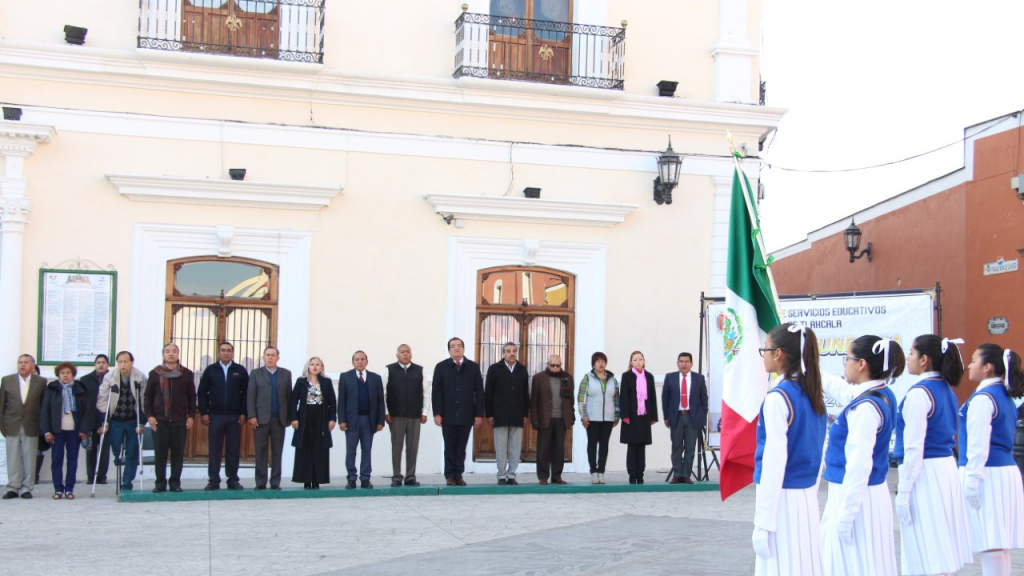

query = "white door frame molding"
[131, 223, 312, 475]
[446, 235, 607, 474]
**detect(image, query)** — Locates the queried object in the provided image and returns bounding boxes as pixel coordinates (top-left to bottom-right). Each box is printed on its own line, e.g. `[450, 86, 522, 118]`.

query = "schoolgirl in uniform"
[820, 335, 901, 576]
[752, 323, 828, 576]
[894, 335, 972, 576]
[961, 343, 1024, 576]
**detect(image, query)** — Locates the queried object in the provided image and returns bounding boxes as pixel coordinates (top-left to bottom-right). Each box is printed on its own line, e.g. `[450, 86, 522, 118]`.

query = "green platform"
[117, 481, 719, 503]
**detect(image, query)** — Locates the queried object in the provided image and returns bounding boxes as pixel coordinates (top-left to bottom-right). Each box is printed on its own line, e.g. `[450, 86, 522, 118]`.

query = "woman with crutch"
[95, 351, 148, 493]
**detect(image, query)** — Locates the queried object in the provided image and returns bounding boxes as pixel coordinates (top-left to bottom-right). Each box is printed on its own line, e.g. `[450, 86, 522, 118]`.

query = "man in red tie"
[431, 337, 484, 486]
[662, 352, 708, 484]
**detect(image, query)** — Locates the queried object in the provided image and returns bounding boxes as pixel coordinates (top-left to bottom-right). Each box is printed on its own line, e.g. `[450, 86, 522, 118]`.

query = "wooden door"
[165, 257, 278, 464]
[488, 0, 572, 81]
[473, 266, 575, 463]
[181, 0, 280, 57]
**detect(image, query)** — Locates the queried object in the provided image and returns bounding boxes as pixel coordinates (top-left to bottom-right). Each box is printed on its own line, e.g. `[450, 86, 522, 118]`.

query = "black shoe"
[204, 482, 220, 491]
[227, 482, 243, 491]
[628, 476, 636, 485]
[497, 478, 508, 485]
[270, 486, 281, 491]
[303, 483, 312, 490]
[152, 486, 166, 493]
[361, 481, 373, 489]
[170, 486, 183, 493]
[311, 483, 319, 489]
[96, 477, 107, 485]
[507, 478, 518, 486]
[391, 480, 403, 487]
[3, 491, 19, 500]
[346, 481, 357, 489]
[636, 477, 644, 485]
[20, 492, 32, 499]
[404, 479, 421, 487]
[255, 485, 266, 491]
[87, 477, 94, 485]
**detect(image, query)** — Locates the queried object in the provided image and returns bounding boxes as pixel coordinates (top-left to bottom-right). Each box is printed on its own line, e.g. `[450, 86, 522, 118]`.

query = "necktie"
[456, 360, 461, 369]
[358, 372, 365, 384]
[681, 374, 688, 410]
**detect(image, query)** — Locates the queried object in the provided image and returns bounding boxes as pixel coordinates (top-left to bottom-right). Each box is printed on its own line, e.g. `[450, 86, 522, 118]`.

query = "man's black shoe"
[3, 491, 19, 499]
[20, 492, 32, 499]
[346, 481, 356, 489]
[152, 486, 166, 493]
[204, 482, 220, 491]
[497, 478, 507, 485]
[170, 486, 183, 493]
[361, 480, 373, 489]
[227, 482, 243, 490]
[404, 479, 421, 487]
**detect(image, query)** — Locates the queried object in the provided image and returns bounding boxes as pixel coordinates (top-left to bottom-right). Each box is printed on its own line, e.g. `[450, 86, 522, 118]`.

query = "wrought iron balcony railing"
[138, 0, 325, 63]
[454, 12, 626, 90]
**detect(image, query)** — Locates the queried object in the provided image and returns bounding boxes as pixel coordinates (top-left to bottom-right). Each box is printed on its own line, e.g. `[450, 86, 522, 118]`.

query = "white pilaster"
[0, 121, 55, 372]
[710, 175, 733, 296]
[710, 0, 758, 104]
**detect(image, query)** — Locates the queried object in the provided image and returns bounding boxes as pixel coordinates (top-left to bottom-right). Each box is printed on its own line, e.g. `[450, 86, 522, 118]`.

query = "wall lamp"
[844, 219, 872, 263]
[64, 25, 87, 45]
[2, 107, 22, 121]
[1012, 174, 1024, 205]
[656, 80, 678, 97]
[228, 168, 246, 181]
[523, 187, 541, 199]
[654, 137, 682, 205]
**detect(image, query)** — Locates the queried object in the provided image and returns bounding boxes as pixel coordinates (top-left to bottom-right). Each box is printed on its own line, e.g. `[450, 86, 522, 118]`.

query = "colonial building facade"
[0, 0, 782, 476]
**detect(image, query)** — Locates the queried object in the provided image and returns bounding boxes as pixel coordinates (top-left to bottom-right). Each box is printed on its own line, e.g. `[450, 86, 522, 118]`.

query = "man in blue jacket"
[338, 350, 385, 489]
[197, 341, 249, 491]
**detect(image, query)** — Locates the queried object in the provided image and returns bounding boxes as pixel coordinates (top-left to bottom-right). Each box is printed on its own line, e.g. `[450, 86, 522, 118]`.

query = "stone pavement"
[1, 469, 1022, 576]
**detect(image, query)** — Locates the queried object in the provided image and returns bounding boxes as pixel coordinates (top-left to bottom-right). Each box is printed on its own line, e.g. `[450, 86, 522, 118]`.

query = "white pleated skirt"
[961, 464, 1024, 552]
[899, 456, 973, 575]
[821, 481, 897, 576]
[755, 485, 822, 576]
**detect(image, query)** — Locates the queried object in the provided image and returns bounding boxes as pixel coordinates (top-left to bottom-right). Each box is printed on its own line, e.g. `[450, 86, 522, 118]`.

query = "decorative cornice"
[0, 121, 56, 143]
[106, 174, 342, 211]
[0, 40, 786, 133]
[424, 193, 638, 227]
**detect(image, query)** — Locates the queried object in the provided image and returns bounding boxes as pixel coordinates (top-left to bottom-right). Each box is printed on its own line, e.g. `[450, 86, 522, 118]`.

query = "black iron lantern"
[844, 219, 872, 263]
[654, 137, 682, 205]
[228, 168, 247, 181]
[2, 107, 22, 121]
[64, 25, 88, 45]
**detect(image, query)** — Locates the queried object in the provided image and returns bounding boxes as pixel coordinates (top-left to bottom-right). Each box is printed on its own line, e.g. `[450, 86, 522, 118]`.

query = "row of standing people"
[753, 324, 1024, 576]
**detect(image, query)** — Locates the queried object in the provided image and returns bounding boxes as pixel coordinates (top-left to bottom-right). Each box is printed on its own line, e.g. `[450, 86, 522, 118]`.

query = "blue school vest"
[957, 383, 1016, 467]
[754, 379, 828, 489]
[893, 377, 958, 463]
[823, 384, 896, 486]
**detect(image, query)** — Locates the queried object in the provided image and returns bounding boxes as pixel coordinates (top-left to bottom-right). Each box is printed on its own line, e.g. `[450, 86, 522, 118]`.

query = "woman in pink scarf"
[619, 351, 658, 484]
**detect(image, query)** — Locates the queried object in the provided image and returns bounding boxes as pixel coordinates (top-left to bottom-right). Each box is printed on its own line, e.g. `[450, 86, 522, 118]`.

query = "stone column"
[0, 122, 55, 373]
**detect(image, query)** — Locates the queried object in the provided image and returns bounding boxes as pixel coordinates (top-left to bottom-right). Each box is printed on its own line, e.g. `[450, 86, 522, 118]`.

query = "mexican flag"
[719, 158, 781, 500]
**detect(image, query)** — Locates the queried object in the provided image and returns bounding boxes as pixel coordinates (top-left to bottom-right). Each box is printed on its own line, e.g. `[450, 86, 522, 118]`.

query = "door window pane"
[174, 261, 268, 298]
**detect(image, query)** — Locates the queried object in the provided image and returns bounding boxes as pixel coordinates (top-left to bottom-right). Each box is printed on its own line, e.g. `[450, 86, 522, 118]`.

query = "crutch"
[136, 381, 145, 492]
[91, 380, 113, 498]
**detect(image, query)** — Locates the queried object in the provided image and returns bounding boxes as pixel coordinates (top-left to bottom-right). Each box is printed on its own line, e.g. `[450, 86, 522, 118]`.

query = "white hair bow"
[1004, 349, 1013, 389]
[788, 324, 806, 373]
[941, 337, 965, 367]
[872, 338, 892, 372]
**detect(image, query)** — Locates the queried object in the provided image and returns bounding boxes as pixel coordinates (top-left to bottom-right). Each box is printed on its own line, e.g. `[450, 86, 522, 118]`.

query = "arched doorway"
[473, 265, 574, 462]
[164, 256, 279, 463]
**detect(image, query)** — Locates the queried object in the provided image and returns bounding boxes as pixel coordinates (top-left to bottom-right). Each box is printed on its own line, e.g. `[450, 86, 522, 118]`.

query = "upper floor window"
[139, 0, 325, 64]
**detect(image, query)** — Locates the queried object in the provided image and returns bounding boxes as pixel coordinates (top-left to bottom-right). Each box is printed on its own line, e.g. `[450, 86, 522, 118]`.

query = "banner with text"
[705, 291, 935, 435]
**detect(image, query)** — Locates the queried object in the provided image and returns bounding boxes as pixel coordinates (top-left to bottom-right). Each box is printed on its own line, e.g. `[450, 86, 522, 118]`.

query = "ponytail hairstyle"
[767, 323, 825, 415]
[850, 335, 906, 382]
[911, 334, 964, 387]
[977, 343, 1024, 399]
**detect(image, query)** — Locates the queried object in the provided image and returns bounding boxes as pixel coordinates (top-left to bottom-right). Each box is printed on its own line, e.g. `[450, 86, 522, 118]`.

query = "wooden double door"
[473, 310, 573, 463]
[488, 0, 573, 81]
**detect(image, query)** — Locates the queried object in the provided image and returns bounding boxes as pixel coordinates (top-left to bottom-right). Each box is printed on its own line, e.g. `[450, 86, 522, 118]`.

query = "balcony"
[138, 0, 324, 64]
[454, 11, 626, 91]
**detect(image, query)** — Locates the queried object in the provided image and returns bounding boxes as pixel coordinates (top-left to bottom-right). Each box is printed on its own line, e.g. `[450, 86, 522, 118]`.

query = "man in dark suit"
[338, 350, 385, 489]
[432, 337, 484, 486]
[484, 342, 530, 485]
[662, 352, 709, 484]
[247, 346, 292, 490]
[0, 354, 48, 499]
[197, 341, 249, 491]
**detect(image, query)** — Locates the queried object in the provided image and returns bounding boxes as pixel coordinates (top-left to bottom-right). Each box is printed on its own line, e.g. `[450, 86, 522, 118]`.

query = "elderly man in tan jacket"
[0, 354, 48, 499]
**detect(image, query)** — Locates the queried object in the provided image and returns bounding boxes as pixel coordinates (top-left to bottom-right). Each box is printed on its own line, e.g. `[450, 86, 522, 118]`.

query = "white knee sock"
[980, 550, 1010, 576]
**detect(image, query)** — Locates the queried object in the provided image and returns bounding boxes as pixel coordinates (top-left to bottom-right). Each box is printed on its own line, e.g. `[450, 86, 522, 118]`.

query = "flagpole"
[725, 130, 783, 319]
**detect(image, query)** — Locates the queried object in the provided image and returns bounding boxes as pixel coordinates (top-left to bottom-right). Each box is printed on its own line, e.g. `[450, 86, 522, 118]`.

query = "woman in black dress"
[619, 350, 658, 484]
[290, 357, 336, 489]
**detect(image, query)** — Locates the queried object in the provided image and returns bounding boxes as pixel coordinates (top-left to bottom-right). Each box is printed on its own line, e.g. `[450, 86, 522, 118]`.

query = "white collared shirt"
[18, 374, 30, 403]
[506, 362, 516, 373]
[220, 361, 231, 380]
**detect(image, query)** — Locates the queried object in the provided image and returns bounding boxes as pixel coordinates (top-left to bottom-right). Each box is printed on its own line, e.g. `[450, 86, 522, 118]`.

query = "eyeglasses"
[844, 355, 862, 363]
[757, 347, 778, 357]
[548, 363, 562, 368]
